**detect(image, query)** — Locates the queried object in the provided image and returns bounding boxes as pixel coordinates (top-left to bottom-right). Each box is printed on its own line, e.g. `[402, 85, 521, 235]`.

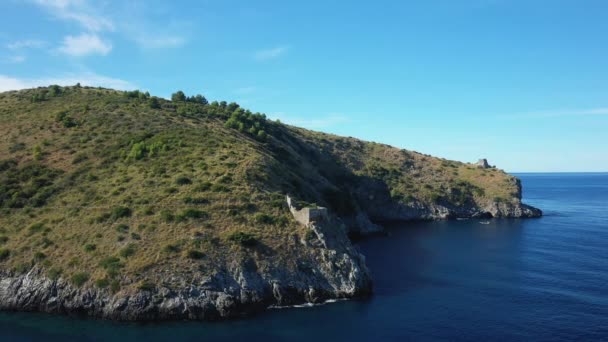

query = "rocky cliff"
[0, 207, 371, 320]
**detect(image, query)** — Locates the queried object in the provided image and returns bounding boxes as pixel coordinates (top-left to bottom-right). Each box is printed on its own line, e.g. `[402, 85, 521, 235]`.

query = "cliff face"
[0, 214, 371, 320]
[0, 86, 540, 320]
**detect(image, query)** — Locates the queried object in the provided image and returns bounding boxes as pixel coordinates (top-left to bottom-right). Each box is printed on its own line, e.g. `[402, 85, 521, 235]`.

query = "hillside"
[0, 85, 541, 320]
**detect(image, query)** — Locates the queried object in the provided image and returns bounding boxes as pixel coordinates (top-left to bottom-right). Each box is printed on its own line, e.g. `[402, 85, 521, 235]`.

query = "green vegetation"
[47, 267, 62, 280]
[95, 278, 110, 288]
[55, 111, 78, 128]
[119, 243, 137, 258]
[227, 231, 257, 247]
[138, 281, 155, 291]
[0, 249, 10, 261]
[71, 272, 90, 286]
[0, 161, 62, 208]
[84, 244, 97, 252]
[176, 209, 208, 221]
[186, 250, 205, 259]
[224, 109, 269, 141]
[0, 85, 522, 293]
[111, 207, 132, 221]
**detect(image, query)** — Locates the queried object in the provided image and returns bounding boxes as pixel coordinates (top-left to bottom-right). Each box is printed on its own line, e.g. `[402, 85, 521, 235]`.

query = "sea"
[1, 173, 607, 341]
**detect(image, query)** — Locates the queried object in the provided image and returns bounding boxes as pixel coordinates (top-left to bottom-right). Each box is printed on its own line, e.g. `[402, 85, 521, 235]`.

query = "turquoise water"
[1, 173, 607, 341]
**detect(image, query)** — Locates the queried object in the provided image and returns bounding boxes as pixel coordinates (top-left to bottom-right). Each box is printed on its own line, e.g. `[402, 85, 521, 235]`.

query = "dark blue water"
[2, 173, 607, 341]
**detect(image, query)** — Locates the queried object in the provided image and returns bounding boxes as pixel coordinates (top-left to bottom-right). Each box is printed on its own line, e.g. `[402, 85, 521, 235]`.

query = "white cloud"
[31, 0, 188, 50]
[32, 0, 114, 32]
[7, 39, 47, 50]
[254, 46, 289, 61]
[57, 33, 111, 56]
[0, 72, 136, 92]
[271, 113, 350, 129]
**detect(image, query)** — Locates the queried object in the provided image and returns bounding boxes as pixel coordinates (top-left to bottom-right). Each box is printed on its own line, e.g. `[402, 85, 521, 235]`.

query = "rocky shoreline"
[0, 174, 542, 321]
[0, 196, 540, 321]
[0, 207, 372, 321]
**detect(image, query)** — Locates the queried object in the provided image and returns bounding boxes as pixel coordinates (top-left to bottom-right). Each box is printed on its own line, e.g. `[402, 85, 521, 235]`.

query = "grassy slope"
[0, 86, 521, 292]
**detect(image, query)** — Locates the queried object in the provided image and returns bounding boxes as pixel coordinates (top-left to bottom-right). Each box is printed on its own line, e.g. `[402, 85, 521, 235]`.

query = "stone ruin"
[285, 195, 328, 226]
[476, 158, 492, 169]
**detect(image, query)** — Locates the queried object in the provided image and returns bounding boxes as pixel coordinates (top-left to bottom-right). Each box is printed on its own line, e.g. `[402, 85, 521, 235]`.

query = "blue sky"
[1, 0, 607, 172]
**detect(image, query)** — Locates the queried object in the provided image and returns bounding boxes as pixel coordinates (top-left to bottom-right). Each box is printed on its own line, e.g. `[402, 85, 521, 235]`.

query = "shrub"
[254, 213, 274, 225]
[95, 278, 110, 288]
[210, 184, 229, 192]
[160, 209, 175, 222]
[28, 222, 46, 235]
[55, 111, 78, 128]
[177, 209, 208, 221]
[31, 93, 46, 102]
[0, 162, 61, 208]
[163, 244, 180, 253]
[48, 85, 62, 97]
[32, 145, 43, 160]
[183, 196, 209, 205]
[110, 206, 131, 220]
[84, 244, 96, 252]
[115, 224, 129, 233]
[72, 153, 88, 164]
[110, 280, 120, 293]
[227, 231, 257, 247]
[130, 232, 141, 240]
[71, 272, 90, 287]
[148, 97, 161, 109]
[9, 142, 25, 153]
[34, 252, 46, 261]
[0, 236, 8, 244]
[256, 130, 268, 141]
[274, 216, 289, 227]
[47, 267, 62, 280]
[127, 143, 146, 160]
[186, 250, 205, 259]
[119, 243, 137, 258]
[138, 281, 155, 291]
[175, 176, 192, 185]
[0, 248, 10, 261]
[194, 182, 211, 192]
[99, 256, 123, 276]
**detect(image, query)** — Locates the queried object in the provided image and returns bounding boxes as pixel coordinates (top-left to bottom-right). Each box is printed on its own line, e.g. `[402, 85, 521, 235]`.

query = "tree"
[48, 85, 61, 97]
[194, 94, 208, 105]
[227, 102, 240, 112]
[171, 90, 186, 102]
[148, 97, 161, 109]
